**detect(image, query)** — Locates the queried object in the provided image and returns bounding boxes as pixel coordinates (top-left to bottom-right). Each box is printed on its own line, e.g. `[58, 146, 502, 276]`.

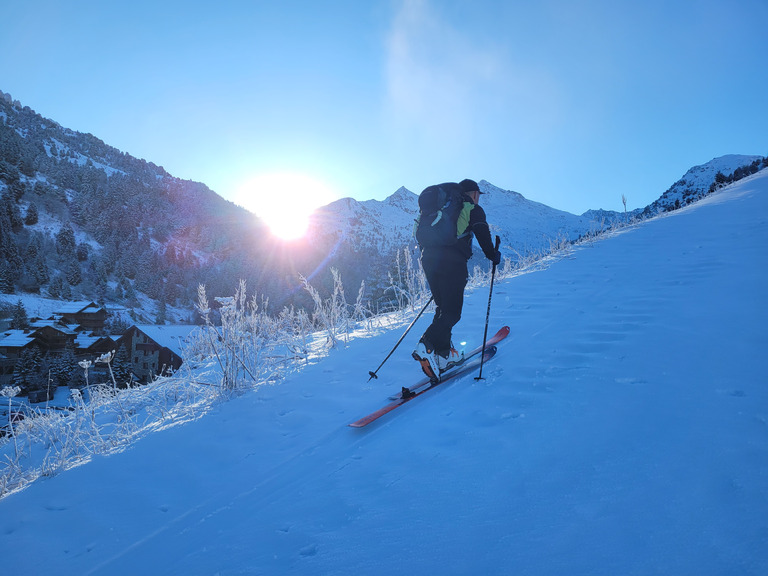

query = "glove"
[491, 250, 501, 266]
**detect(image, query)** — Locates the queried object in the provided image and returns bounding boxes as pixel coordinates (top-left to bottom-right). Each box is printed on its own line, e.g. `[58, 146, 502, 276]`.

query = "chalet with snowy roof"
[28, 323, 77, 352]
[117, 325, 198, 382]
[0, 309, 119, 388]
[0, 329, 39, 359]
[27, 317, 114, 356]
[0, 330, 39, 387]
[53, 301, 107, 332]
[74, 333, 118, 356]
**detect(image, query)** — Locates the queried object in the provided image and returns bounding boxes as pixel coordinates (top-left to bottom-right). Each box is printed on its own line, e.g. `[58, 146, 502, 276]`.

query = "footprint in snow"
[299, 544, 318, 557]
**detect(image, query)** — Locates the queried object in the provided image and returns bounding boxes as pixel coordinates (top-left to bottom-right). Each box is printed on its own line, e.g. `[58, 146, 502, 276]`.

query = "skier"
[413, 178, 501, 378]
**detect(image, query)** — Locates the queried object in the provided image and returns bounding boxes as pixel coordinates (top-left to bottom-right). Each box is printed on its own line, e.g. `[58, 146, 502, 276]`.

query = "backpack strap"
[457, 201, 474, 237]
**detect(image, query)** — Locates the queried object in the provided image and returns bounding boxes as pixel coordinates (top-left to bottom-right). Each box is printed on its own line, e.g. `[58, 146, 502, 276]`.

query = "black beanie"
[459, 179, 482, 193]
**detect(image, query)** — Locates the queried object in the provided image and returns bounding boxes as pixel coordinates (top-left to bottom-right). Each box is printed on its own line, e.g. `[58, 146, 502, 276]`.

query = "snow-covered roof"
[29, 320, 78, 335]
[75, 334, 114, 349]
[0, 330, 36, 348]
[54, 301, 99, 315]
[29, 318, 59, 328]
[133, 325, 200, 358]
[75, 334, 99, 348]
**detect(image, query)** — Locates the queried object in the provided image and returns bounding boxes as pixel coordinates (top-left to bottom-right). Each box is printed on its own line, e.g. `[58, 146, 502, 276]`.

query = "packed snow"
[1, 171, 767, 575]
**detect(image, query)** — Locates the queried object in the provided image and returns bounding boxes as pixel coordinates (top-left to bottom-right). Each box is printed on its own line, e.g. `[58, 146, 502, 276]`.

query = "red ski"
[349, 346, 498, 428]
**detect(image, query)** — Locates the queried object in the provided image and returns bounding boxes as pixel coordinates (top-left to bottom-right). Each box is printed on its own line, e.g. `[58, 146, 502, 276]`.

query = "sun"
[234, 172, 336, 240]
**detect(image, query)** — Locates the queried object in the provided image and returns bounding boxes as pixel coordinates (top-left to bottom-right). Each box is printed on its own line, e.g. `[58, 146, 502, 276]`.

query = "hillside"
[0, 90, 272, 318]
[1, 166, 766, 575]
[2, 89, 765, 321]
[643, 154, 765, 215]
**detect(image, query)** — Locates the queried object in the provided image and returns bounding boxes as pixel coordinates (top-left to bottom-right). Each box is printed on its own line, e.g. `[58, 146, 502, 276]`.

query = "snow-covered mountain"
[644, 154, 764, 215]
[476, 179, 601, 258]
[299, 179, 610, 304]
[305, 155, 765, 272]
[1, 87, 764, 317]
[309, 180, 601, 265]
[307, 186, 420, 254]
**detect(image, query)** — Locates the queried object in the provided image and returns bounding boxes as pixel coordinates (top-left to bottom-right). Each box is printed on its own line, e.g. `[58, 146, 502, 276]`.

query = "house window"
[143, 363, 148, 369]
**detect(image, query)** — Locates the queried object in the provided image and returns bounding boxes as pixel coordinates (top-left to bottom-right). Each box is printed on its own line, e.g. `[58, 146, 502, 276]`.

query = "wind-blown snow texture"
[2, 171, 767, 575]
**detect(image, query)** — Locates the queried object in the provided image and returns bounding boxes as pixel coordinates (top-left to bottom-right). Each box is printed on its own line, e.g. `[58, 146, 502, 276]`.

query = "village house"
[0, 330, 38, 387]
[0, 323, 198, 393]
[0, 300, 198, 396]
[75, 332, 118, 355]
[27, 319, 78, 352]
[117, 325, 197, 382]
[0, 330, 38, 360]
[54, 301, 108, 333]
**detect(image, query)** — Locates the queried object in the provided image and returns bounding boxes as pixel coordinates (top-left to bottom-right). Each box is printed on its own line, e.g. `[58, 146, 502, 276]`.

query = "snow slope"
[1, 171, 767, 575]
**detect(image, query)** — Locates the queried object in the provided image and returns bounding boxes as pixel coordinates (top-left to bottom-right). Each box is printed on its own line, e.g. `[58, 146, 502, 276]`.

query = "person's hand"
[492, 250, 501, 266]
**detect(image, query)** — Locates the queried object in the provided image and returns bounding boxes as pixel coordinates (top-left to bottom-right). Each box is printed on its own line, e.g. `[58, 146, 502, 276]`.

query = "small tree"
[715, 171, 728, 185]
[48, 273, 72, 299]
[155, 289, 167, 325]
[65, 259, 82, 286]
[50, 346, 78, 387]
[76, 243, 90, 262]
[10, 299, 28, 329]
[55, 222, 76, 257]
[13, 346, 43, 392]
[24, 202, 39, 225]
[112, 344, 132, 387]
[0, 263, 14, 293]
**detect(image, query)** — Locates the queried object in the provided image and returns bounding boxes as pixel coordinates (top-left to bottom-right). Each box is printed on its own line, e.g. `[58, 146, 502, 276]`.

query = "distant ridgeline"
[1, 89, 766, 321]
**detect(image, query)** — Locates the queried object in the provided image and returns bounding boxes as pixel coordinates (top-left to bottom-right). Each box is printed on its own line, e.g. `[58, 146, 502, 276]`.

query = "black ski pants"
[420, 252, 468, 356]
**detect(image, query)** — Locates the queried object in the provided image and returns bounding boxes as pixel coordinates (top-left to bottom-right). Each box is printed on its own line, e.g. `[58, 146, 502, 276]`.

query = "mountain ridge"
[1, 88, 765, 319]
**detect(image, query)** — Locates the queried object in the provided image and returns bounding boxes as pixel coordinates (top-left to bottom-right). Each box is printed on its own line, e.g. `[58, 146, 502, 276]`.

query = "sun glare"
[234, 173, 336, 240]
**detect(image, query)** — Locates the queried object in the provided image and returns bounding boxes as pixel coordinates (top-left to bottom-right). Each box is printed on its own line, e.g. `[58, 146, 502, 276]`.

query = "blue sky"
[2, 0, 766, 218]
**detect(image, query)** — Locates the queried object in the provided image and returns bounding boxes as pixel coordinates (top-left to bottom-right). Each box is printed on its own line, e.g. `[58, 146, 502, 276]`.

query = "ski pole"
[476, 235, 501, 381]
[368, 296, 433, 381]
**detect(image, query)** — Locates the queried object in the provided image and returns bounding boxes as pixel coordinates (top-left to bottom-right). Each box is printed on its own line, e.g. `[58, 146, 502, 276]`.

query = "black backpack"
[414, 182, 472, 248]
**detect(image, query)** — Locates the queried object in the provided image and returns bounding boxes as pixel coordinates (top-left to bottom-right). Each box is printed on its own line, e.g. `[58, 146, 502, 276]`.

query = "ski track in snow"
[1, 172, 767, 575]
